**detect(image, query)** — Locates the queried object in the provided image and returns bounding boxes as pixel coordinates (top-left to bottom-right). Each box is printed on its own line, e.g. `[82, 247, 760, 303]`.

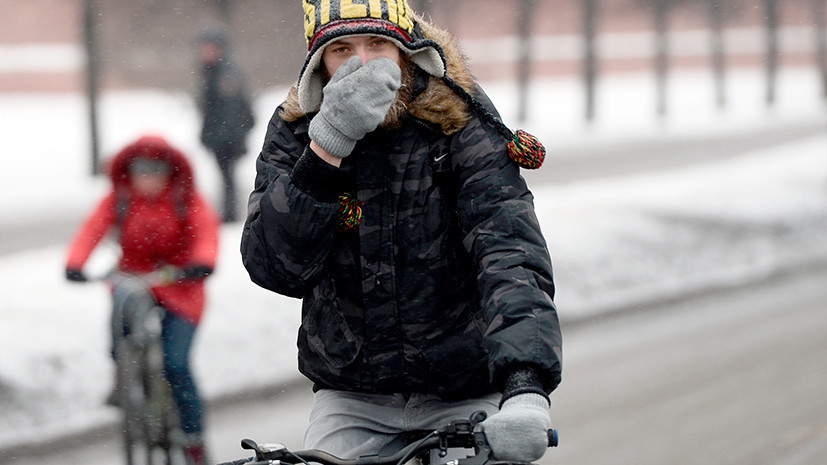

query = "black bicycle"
[103, 269, 188, 465]
[217, 411, 558, 465]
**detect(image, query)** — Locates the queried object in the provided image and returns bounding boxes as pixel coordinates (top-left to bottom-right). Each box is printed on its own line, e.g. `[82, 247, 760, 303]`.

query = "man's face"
[322, 35, 402, 77]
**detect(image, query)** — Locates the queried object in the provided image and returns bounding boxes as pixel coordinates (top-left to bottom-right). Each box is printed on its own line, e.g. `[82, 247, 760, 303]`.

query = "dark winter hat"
[298, 0, 446, 113]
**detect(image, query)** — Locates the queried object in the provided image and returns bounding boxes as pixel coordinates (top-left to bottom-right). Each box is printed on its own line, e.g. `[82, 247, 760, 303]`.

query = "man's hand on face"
[309, 56, 402, 158]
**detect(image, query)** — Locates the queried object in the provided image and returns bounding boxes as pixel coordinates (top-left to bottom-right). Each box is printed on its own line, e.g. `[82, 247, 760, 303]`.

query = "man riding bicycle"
[65, 135, 220, 465]
[241, 1, 562, 463]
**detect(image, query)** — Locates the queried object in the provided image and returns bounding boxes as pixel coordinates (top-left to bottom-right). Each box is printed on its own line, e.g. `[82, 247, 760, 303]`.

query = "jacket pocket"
[301, 287, 361, 371]
[420, 316, 488, 389]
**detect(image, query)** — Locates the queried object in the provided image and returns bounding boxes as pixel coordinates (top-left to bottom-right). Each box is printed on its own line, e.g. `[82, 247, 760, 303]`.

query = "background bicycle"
[101, 269, 189, 465]
[63, 135, 220, 464]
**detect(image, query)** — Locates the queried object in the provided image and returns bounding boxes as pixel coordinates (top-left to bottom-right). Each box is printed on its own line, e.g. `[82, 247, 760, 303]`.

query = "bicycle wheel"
[143, 341, 186, 465]
[117, 339, 148, 465]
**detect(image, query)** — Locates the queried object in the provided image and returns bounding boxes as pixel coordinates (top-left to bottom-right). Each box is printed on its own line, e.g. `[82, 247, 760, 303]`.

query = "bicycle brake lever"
[241, 438, 259, 452]
[443, 430, 493, 465]
[469, 410, 488, 427]
[241, 438, 288, 461]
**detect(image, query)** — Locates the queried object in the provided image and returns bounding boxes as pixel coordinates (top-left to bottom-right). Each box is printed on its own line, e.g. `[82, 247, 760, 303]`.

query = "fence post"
[414, 0, 432, 16]
[584, 0, 598, 121]
[83, 0, 101, 176]
[709, 0, 726, 109]
[516, 0, 535, 123]
[764, 0, 779, 107]
[654, 0, 669, 118]
[814, 0, 827, 99]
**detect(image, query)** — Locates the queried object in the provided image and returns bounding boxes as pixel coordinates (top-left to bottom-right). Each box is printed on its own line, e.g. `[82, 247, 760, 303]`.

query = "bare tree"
[83, 0, 101, 176]
[764, 0, 779, 106]
[653, 0, 669, 117]
[709, 0, 727, 109]
[516, 0, 536, 123]
[704, 0, 744, 109]
[813, 0, 827, 98]
[636, 0, 676, 118]
[412, 0, 432, 17]
[584, 0, 598, 121]
[638, 0, 724, 117]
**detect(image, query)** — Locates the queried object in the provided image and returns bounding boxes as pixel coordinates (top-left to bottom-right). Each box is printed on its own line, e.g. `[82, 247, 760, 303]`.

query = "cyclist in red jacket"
[65, 135, 220, 465]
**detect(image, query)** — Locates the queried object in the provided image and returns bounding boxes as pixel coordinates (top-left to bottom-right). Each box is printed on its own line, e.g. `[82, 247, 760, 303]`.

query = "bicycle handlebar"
[217, 411, 558, 465]
[89, 267, 180, 288]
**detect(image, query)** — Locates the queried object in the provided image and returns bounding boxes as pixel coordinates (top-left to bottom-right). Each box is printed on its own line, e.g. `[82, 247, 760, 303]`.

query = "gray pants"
[304, 390, 500, 462]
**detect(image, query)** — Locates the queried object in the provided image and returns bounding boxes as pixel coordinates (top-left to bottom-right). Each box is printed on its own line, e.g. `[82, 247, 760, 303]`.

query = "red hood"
[107, 135, 196, 204]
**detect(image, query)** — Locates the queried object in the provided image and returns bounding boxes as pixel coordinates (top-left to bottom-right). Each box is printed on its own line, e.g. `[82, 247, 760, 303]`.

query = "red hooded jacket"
[66, 136, 220, 324]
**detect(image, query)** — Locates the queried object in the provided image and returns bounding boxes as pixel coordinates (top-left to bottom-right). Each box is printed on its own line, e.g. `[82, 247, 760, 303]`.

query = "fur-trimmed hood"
[280, 14, 475, 135]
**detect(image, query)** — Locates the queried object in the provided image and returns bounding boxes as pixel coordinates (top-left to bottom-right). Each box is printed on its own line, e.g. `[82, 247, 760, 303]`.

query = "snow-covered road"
[2, 66, 826, 453]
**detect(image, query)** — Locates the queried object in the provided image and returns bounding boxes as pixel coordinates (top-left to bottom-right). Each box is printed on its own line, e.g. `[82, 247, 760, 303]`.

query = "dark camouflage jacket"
[241, 18, 561, 399]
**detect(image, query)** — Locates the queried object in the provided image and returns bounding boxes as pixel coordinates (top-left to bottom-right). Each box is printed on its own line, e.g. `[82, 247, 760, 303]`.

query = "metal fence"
[80, 0, 827, 167]
[83, 1, 826, 104]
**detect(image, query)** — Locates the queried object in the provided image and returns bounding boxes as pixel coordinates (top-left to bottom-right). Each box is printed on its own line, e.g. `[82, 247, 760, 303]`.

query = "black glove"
[178, 265, 213, 280]
[65, 269, 87, 283]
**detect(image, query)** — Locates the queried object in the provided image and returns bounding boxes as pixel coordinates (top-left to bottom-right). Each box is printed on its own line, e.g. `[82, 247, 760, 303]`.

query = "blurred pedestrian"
[65, 135, 220, 465]
[197, 26, 255, 223]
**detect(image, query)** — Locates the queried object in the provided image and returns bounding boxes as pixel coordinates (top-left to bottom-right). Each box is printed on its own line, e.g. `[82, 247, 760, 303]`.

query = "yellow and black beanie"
[298, 0, 447, 113]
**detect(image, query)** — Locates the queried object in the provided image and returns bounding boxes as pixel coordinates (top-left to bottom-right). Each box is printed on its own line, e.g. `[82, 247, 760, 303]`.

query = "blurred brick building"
[0, 0, 823, 93]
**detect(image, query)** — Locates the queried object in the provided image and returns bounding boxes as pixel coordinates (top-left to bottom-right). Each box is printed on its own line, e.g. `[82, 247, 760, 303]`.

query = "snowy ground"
[1, 66, 826, 452]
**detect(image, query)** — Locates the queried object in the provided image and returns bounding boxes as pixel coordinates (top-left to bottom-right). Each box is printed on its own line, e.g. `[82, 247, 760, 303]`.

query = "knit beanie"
[298, 0, 446, 114]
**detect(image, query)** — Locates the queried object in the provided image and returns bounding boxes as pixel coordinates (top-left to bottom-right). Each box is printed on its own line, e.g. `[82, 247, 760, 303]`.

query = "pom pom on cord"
[507, 129, 545, 170]
[337, 193, 364, 232]
[441, 75, 545, 170]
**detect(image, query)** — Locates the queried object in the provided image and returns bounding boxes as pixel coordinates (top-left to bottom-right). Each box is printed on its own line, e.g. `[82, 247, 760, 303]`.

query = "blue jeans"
[160, 311, 203, 435]
[110, 280, 204, 435]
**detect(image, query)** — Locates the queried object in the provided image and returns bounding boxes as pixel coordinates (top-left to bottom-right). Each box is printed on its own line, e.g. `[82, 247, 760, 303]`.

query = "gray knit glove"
[481, 393, 551, 463]
[308, 56, 401, 158]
